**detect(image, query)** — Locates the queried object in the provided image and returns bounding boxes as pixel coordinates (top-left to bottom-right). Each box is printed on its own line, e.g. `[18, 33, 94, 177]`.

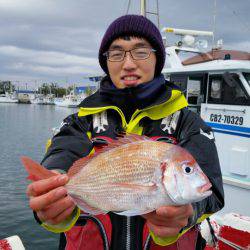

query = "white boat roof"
[163, 46, 250, 74]
[163, 59, 250, 74]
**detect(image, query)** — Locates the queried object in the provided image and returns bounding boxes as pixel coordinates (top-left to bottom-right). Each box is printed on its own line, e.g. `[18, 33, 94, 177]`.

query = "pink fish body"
[21, 135, 212, 216]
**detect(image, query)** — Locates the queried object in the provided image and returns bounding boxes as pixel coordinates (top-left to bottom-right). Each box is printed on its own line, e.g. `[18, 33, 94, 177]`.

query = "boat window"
[211, 79, 222, 99]
[186, 76, 207, 113]
[187, 78, 202, 104]
[243, 73, 250, 86]
[208, 74, 250, 106]
[169, 74, 188, 94]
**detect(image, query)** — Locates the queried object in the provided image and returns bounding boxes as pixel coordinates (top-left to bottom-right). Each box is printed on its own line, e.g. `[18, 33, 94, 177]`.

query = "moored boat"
[163, 28, 250, 219]
[0, 92, 19, 103]
[54, 90, 80, 108]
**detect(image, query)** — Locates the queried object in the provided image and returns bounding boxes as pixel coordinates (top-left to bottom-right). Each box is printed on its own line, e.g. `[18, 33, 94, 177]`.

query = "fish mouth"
[198, 183, 212, 193]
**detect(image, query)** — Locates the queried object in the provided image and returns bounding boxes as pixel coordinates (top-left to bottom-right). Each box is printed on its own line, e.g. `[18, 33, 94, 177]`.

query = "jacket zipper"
[78, 214, 109, 250]
[143, 234, 151, 250]
[126, 216, 131, 250]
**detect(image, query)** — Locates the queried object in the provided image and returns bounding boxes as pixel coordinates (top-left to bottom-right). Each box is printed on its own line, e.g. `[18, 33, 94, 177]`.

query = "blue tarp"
[89, 76, 102, 82]
[75, 86, 97, 94]
[16, 90, 35, 94]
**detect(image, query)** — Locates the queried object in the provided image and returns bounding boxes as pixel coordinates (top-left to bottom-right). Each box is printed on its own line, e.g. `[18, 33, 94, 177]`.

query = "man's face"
[107, 37, 156, 89]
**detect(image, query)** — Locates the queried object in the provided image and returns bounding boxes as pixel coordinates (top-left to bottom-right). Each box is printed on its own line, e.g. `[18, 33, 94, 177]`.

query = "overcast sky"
[0, 0, 249, 88]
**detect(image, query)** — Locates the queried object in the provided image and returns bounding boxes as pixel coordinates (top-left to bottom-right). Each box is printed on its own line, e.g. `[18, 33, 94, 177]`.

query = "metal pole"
[140, 0, 146, 16]
[156, 0, 160, 29]
[212, 0, 217, 47]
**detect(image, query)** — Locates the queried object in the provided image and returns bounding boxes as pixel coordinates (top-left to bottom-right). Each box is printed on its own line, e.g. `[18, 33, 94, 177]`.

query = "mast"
[140, 0, 146, 16]
[140, 0, 160, 29]
[212, 0, 217, 48]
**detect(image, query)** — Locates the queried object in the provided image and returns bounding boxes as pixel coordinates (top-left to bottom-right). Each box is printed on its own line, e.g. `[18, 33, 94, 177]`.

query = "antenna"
[126, 0, 131, 14]
[212, 0, 217, 47]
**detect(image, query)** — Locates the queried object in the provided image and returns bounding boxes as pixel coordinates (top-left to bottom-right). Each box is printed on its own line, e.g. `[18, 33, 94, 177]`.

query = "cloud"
[0, 45, 102, 82]
[0, 46, 97, 66]
[224, 41, 250, 52]
[0, 0, 249, 82]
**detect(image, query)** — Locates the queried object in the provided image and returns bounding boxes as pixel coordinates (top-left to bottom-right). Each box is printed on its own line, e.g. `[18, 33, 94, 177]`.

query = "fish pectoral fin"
[114, 209, 155, 216]
[109, 182, 157, 192]
[70, 194, 107, 215]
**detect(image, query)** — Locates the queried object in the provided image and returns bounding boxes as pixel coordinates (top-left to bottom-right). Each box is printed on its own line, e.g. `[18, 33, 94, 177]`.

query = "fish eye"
[182, 165, 193, 174]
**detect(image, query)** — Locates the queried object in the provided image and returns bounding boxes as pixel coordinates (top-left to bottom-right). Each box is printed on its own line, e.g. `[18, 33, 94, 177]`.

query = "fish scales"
[67, 141, 170, 210]
[21, 135, 212, 216]
[66, 141, 173, 212]
[68, 141, 168, 185]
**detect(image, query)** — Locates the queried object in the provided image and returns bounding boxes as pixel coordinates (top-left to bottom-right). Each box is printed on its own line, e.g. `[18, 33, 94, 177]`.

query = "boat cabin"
[163, 48, 250, 193]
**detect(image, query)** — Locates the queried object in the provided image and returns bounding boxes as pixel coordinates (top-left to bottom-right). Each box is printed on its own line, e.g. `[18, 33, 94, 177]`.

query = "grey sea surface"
[0, 103, 78, 250]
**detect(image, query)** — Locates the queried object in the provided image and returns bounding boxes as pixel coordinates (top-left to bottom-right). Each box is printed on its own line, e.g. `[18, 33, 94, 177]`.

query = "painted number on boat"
[209, 114, 244, 125]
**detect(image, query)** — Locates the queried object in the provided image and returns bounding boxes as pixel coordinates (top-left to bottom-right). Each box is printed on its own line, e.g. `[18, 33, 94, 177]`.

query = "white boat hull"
[54, 100, 79, 108]
[0, 97, 18, 103]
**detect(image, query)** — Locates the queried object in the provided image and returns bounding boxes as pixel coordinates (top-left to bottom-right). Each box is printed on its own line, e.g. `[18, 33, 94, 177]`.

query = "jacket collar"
[79, 74, 173, 109]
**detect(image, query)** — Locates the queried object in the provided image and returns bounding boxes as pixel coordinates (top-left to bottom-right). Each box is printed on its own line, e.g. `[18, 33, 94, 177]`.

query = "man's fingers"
[156, 204, 193, 218]
[142, 211, 156, 220]
[145, 217, 188, 228]
[143, 212, 171, 226]
[147, 221, 180, 238]
[37, 196, 75, 221]
[29, 187, 67, 211]
[27, 174, 68, 197]
[47, 205, 76, 225]
[143, 205, 193, 230]
[143, 212, 190, 228]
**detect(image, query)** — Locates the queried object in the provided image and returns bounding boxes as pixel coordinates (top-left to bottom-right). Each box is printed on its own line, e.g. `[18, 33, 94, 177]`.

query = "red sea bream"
[21, 135, 212, 216]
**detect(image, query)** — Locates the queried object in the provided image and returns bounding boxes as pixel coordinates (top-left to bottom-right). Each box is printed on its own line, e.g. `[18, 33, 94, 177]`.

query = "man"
[26, 15, 224, 249]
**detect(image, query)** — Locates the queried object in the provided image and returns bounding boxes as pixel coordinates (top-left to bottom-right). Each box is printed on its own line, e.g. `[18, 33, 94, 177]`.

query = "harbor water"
[0, 103, 78, 250]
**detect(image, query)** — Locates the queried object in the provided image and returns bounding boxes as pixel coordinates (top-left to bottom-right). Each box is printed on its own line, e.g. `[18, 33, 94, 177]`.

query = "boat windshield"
[207, 72, 250, 106]
[243, 72, 250, 86]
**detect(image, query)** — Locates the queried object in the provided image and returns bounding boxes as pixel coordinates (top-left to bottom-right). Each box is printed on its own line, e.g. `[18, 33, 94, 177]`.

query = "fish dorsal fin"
[67, 154, 94, 178]
[67, 134, 151, 178]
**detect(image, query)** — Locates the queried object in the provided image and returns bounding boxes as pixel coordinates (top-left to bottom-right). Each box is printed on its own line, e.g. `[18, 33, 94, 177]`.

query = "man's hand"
[142, 204, 193, 238]
[26, 173, 76, 225]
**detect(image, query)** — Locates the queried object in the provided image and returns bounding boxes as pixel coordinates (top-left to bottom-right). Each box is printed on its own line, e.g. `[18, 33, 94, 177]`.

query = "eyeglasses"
[103, 47, 156, 62]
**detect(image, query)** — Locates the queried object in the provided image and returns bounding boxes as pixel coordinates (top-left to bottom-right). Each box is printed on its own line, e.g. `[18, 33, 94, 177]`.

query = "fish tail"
[20, 156, 56, 181]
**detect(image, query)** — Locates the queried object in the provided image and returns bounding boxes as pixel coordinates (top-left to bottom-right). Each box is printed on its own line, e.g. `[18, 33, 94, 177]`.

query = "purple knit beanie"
[99, 15, 165, 76]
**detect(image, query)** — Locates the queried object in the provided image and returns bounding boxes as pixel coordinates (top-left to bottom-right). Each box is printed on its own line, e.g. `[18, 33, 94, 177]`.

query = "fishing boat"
[54, 90, 80, 108]
[136, 0, 250, 218]
[30, 94, 46, 104]
[161, 27, 250, 249]
[0, 92, 19, 103]
[44, 94, 55, 105]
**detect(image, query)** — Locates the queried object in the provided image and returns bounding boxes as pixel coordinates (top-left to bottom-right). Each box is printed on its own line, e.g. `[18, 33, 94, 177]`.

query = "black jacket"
[41, 75, 224, 250]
